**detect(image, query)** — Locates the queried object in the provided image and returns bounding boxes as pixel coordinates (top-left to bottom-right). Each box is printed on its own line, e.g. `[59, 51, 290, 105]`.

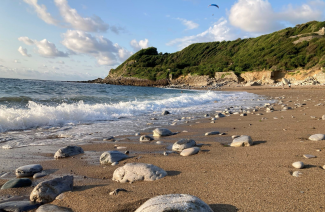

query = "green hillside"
[108, 21, 325, 81]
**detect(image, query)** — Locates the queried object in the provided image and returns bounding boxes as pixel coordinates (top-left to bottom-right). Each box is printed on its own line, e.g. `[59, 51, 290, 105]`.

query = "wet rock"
[153, 128, 173, 137]
[180, 147, 200, 156]
[172, 139, 196, 151]
[205, 131, 219, 136]
[135, 194, 213, 212]
[309, 134, 325, 141]
[16, 164, 43, 177]
[139, 135, 154, 143]
[54, 146, 84, 159]
[30, 176, 73, 203]
[230, 135, 253, 147]
[112, 163, 167, 183]
[36, 204, 73, 212]
[0, 201, 40, 212]
[1, 178, 32, 190]
[292, 161, 304, 169]
[100, 151, 128, 165]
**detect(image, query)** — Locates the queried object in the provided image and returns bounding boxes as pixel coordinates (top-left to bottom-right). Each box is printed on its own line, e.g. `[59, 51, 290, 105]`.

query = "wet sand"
[1, 86, 325, 211]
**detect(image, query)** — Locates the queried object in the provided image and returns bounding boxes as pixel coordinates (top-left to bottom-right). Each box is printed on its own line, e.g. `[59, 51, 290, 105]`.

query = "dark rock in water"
[135, 194, 213, 212]
[15, 164, 43, 177]
[139, 135, 154, 143]
[1, 178, 32, 190]
[100, 151, 128, 165]
[0, 201, 40, 212]
[54, 146, 84, 159]
[30, 175, 73, 203]
[161, 110, 170, 115]
[36, 204, 73, 212]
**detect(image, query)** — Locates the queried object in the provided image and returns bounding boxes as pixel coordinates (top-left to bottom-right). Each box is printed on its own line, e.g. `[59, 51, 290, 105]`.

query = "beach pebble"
[153, 128, 173, 137]
[322, 115, 325, 120]
[230, 135, 253, 147]
[309, 134, 325, 141]
[116, 146, 126, 150]
[162, 110, 170, 115]
[33, 172, 47, 179]
[1, 178, 32, 190]
[156, 141, 163, 145]
[36, 204, 73, 212]
[109, 188, 127, 196]
[205, 131, 219, 136]
[16, 164, 43, 178]
[180, 147, 200, 156]
[303, 154, 316, 159]
[135, 194, 213, 212]
[100, 151, 128, 165]
[112, 163, 167, 183]
[30, 175, 73, 203]
[135, 133, 140, 136]
[292, 161, 304, 169]
[54, 146, 84, 159]
[139, 135, 154, 143]
[292, 171, 302, 177]
[0, 201, 40, 212]
[172, 139, 196, 151]
[2, 145, 12, 149]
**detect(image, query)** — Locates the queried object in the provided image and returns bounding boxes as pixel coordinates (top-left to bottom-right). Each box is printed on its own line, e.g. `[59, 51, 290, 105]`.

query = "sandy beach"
[1, 86, 325, 212]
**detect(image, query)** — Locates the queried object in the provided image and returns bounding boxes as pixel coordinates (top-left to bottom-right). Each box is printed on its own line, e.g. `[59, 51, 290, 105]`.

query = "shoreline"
[1, 86, 325, 211]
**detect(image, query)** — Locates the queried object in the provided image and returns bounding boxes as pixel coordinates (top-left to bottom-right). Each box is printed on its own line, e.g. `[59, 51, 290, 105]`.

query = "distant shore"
[1, 86, 325, 211]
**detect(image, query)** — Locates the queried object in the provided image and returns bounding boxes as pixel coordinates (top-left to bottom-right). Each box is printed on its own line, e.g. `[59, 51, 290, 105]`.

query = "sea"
[0, 78, 272, 149]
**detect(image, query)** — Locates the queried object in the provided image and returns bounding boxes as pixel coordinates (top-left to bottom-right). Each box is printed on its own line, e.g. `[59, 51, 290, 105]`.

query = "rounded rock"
[180, 147, 200, 156]
[309, 134, 325, 141]
[139, 135, 154, 143]
[100, 151, 128, 165]
[1, 178, 32, 190]
[16, 164, 43, 177]
[54, 146, 84, 159]
[292, 161, 304, 169]
[230, 135, 253, 147]
[153, 128, 173, 137]
[172, 139, 196, 151]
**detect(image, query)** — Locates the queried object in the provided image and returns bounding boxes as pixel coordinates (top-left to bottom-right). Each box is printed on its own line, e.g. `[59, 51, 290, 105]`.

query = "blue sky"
[0, 0, 325, 81]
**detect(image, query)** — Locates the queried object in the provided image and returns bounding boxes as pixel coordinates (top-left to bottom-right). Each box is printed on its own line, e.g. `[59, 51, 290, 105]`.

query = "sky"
[0, 0, 325, 81]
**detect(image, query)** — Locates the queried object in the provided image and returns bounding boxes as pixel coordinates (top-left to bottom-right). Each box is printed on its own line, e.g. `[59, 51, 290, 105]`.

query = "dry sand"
[1, 86, 325, 211]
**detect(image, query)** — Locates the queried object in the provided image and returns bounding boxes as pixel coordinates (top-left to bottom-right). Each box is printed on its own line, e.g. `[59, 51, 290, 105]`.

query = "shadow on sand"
[209, 204, 238, 212]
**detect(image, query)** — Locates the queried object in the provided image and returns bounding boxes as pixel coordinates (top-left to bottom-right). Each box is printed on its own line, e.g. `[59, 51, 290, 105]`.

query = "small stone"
[33, 172, 47, 179]
[205, 131, 219, 136]
[100, 151, 128, 165]
[309, 134, 325, 141]
[116, 146, 127, 150]
[16, 164, 43, 177]
[153, 128, 173, 137]
[54, 146, 84, 159]
[156, 141, 163, 145]
[139, 135, 154, 143]
[292, 161, 304, 169]
[135, 133, 140, 136]
[180, 147, 200, 156]
[1, 178, 32, 189]
[163, 152, 168, 156]
[2, 145, 12, 149]
[219, 132, 226, 135]
[172, 139, 196, 151]
[230, 135, 253, 147]
[322, 115, 325, 120]
[292, 171, 302, 177]
[109, 188, 127, 196]
[303, 154, 316, 159]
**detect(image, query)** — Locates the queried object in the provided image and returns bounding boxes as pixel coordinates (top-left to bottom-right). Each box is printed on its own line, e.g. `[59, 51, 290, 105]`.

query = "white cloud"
[18, 46, 32, 57]
[54, 0, 109, 32]
[18, 37, 34, 45]
[130, 39, 149, 51]
[167, 18, 240, 50]
[18, 36, 68, 58]
[62, 30, 132, 65]
[176, 18, 199, 30]
[229, 0, 325, 33]
[23, 0, 59, 25]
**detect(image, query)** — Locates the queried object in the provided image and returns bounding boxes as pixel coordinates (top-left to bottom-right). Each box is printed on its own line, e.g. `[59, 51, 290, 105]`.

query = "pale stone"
[54, 146, 84, 159]
[205, 131, 219, 136]
[230, 135, 253, 147]
[100, 151, 128, 165]
[303, 154, 316, 159]
[172, 139, 196, 151]
[16, 164, 43, 177]
[292, 171, 302, 177]
[135, 194, 213, 212]
[309, 134, 325, 141]
[30, 176, 73, 203]
[180, 147, 200, 156]
[112, 163, 167, 183]
[292, 161, 304, 169]
[140, 135, 153, 143]
[2, 145, 12, 149]
[153, 128, 173, 137]
[322, 115, 325, 120]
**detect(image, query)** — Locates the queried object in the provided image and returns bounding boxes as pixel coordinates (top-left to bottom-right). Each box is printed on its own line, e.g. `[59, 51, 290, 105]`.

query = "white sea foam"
[0, 91, 263, 132]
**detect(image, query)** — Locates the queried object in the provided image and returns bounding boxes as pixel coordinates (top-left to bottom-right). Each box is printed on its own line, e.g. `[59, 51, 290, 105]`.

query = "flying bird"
[209, 4, 219, 8]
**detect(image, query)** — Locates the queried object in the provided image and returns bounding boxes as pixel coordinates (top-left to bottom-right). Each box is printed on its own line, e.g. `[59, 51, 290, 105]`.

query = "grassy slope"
[109, 21, 325, 81]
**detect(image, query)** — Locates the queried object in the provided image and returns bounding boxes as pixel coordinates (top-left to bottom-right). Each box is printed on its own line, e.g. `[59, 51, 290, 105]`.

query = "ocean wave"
[0, 91, 254, 132]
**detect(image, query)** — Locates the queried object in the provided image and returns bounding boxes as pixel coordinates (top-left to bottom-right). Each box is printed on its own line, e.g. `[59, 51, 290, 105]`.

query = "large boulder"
[172, 139, 196, 151]
[112, 163, 167, 183]
[139, 135, 154, 143]
[135, 194, 213, 212]
[36, 204, 73, 212]
[1, 178, 32, 190]
[153, 128, 173, 137]
[15, 164, 43, 177]
[54, 146, 84, 159]
[0, 201, 40, 212]
[309, 134, 325, 141]
[30, 176, 73, 203]
[100, 151, 128, 165]
[230, 135, 253, 147]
